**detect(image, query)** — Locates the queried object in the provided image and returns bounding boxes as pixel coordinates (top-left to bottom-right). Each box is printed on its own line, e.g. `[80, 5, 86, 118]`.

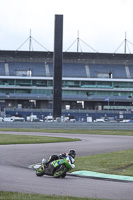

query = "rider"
[45, 149, 76, 166]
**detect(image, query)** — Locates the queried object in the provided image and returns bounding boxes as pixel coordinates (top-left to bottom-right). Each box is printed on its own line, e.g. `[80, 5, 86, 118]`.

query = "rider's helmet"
[68, 149, 76, 158]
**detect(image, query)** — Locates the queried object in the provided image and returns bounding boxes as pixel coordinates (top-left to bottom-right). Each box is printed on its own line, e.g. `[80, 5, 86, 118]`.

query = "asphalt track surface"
[0, 131, 133, 200]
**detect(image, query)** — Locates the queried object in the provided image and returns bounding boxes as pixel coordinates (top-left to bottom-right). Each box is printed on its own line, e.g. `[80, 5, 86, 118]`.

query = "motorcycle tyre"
[53, 165, 67, 178]
[61, 173, 66, 178]
[36, 166, 45, 176]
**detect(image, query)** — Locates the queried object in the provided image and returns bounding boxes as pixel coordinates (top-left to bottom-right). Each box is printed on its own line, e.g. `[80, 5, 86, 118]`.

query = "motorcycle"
[36, 155, 75, 178]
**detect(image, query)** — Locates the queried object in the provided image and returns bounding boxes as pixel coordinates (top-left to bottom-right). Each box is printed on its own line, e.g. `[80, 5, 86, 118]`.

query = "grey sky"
[0, 0, 133, 53]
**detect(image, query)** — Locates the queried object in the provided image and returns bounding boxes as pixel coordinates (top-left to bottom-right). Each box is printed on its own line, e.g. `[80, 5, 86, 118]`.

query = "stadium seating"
[48, 63, 86, 78]
[128, 65, 133, 78]
[0, 62, 5, 75]
[48, 63, 53, 77]
[46, 63, 128, 79]
[8, 62, 46, 76]
[0, 62, 129, 79]
[62, 63, 86, 77]
[89, 64, 127, 78]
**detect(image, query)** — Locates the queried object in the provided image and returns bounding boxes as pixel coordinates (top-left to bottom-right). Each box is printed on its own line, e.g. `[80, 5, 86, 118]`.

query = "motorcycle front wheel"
[53, 164, 67, 178]
[36, 166, 45, 176]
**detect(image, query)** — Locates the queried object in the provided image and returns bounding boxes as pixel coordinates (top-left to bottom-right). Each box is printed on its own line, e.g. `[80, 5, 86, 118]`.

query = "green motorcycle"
[36, 155, 75, 178]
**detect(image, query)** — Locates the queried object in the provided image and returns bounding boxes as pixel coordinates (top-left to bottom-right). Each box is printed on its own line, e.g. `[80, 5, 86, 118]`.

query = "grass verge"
[0, 134, 80, 145]
[0, 128, 133, 135]
[74, 149, 133, 176]
[0, 191, 109, 200]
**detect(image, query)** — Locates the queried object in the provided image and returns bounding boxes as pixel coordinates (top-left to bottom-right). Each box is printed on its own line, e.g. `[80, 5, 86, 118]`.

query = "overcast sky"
[0, 0, 133, 53]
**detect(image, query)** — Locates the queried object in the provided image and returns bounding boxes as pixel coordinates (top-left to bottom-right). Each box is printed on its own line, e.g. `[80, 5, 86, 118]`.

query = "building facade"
[0, 50, 133, 120]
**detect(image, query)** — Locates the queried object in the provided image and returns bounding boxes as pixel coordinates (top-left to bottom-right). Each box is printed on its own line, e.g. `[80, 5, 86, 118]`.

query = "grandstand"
[0, 50, 133, 121]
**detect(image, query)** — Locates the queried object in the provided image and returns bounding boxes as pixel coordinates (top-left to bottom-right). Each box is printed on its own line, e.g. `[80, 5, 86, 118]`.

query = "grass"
[0, 128, 133, 135]
[0, 134, 80, 145]
[74, 149, 133, 176]
[0, 191, 109, 200]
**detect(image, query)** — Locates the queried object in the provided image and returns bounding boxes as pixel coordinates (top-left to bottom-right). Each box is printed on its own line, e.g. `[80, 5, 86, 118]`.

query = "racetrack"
[0, 131, 133, 200]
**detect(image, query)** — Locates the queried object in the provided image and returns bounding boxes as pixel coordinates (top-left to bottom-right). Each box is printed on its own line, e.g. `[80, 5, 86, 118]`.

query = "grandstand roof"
[0, 50, 133, 61]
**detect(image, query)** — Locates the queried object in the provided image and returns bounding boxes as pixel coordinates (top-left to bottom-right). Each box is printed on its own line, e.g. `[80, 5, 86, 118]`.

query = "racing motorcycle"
[36, 155, 75, 178]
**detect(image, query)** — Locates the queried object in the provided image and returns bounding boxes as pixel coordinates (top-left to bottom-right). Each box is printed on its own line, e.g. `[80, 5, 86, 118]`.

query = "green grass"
[74, 149, 133, 176]
[0, 134, 80, 145]
[0, 128, 133, 135]
[0, 191, 109, 200]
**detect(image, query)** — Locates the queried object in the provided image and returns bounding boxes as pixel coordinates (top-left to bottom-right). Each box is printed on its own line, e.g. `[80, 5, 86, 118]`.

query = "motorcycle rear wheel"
[36, 166, 45, 176]
[54, 164, 67, 178]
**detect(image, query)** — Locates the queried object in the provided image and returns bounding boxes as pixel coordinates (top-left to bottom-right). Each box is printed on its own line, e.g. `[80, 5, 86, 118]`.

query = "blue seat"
[8, 62, 46, 76]
[0, 62, 5, 75]
[89, 64, 127, 78]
